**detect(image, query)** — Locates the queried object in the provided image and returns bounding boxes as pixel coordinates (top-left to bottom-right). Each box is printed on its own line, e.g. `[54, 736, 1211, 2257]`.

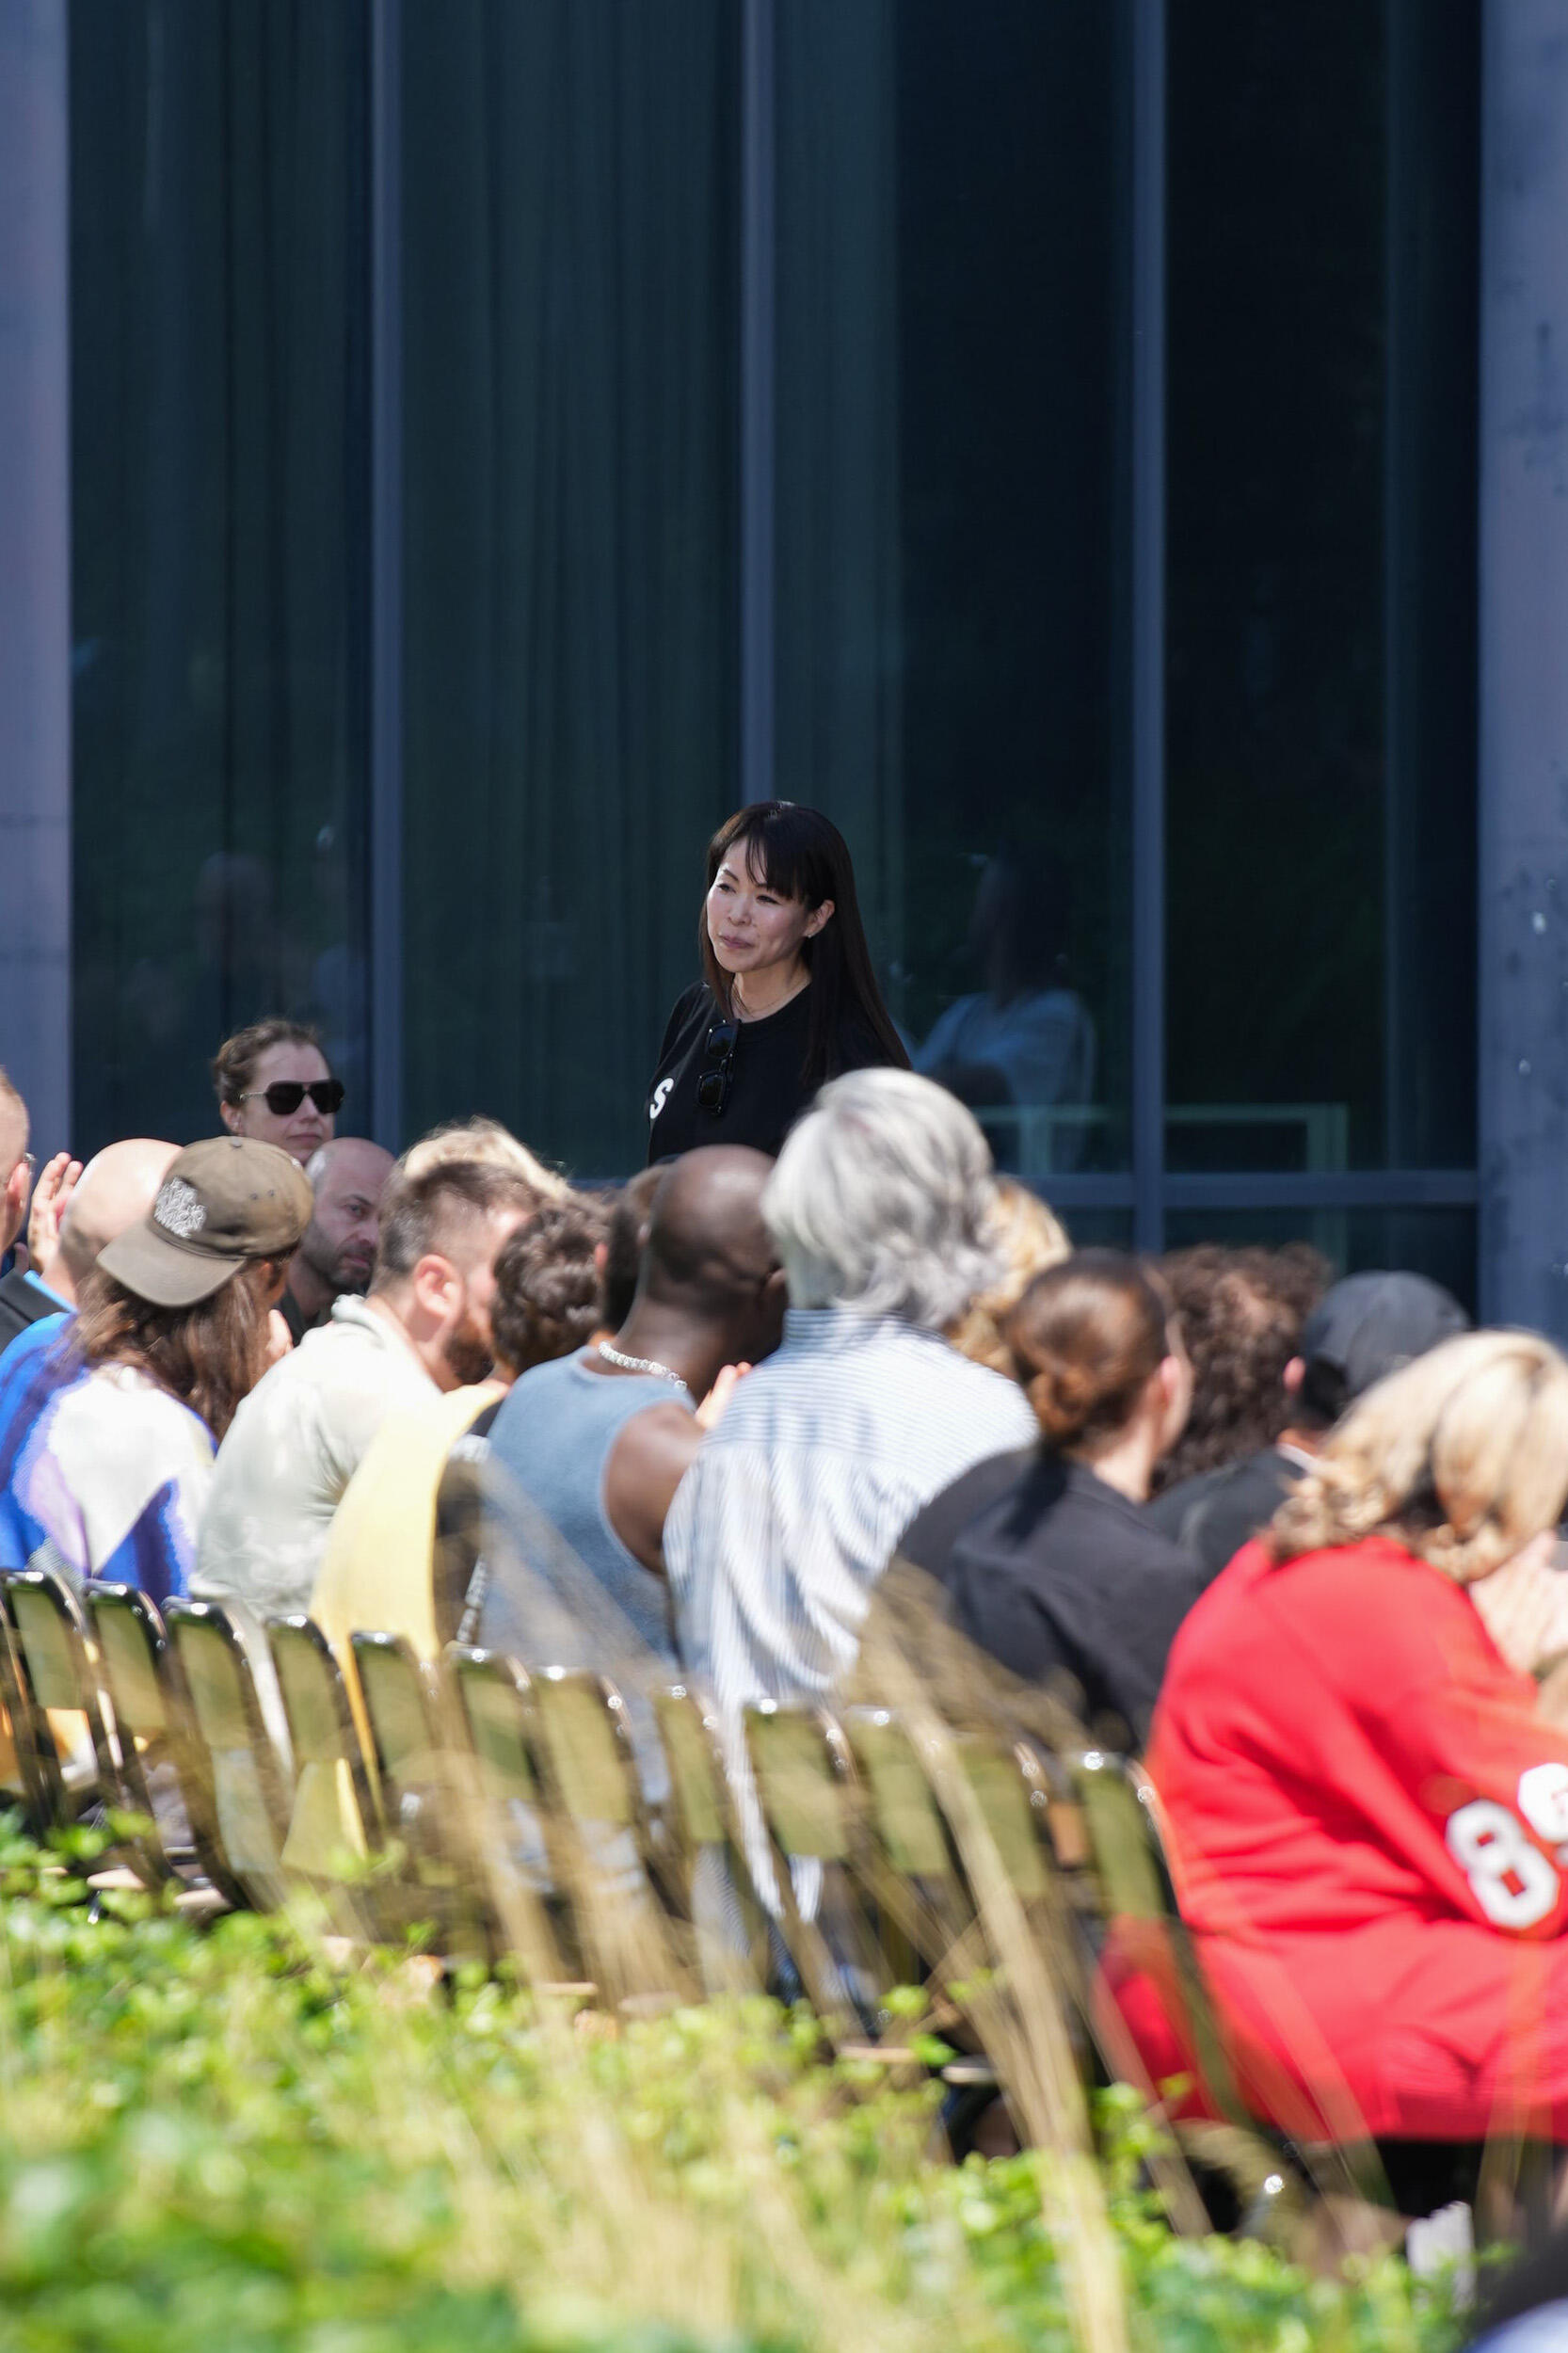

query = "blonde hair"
[948, 1180, 1071, 1375]
[399, 1117, 569, 1203]
[1270, 1329, 1568, 1584]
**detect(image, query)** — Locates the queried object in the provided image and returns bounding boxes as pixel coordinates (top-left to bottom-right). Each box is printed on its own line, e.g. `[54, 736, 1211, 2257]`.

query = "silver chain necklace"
[596, 1340, 691, 1394]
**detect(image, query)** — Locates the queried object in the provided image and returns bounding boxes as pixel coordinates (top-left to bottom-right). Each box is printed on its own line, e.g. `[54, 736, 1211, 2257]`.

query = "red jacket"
[1110, 1536, 1568, 2141]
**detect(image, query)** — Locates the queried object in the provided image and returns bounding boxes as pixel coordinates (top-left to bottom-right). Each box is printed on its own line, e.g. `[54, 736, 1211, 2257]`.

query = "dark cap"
[97, 1136, 312, 1309]
[1299, 1270, 1470, 1418]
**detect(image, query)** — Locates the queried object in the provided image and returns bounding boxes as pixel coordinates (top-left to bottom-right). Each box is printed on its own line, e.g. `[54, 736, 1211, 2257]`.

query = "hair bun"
[1026, 1358, 1101, 1449]
[1007, 1250, 1174, 1456]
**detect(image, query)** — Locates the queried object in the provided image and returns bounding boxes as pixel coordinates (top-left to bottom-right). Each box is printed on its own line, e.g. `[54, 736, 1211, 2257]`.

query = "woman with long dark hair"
[646, 802, 908, 1161]
[0, 1137, 310, 1605]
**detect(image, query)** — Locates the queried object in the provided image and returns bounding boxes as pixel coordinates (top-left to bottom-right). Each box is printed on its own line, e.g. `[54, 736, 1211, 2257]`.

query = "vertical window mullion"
[1130, 0, 1167, 1254]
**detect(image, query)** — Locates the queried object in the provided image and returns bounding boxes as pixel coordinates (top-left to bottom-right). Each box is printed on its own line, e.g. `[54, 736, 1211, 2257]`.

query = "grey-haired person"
[666, 1067, 1039, 1907]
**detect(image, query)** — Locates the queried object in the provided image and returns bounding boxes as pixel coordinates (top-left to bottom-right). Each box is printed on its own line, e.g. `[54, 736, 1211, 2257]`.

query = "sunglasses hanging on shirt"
[695, 1019, 739, 1116]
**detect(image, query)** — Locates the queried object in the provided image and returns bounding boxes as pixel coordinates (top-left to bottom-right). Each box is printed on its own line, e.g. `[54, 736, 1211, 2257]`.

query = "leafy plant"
[0, 1831, 1470, 2353]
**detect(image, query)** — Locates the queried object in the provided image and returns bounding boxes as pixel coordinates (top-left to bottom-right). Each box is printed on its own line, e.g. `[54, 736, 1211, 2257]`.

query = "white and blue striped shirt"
[665, 1305, 1039, 1907]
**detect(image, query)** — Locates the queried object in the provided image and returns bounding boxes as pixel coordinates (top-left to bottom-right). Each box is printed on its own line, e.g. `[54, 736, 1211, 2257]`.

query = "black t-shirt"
[1144, 1447, 1304, 1583]
[278, 1287, 331, 1349]
[645, 980, 890, 1162]
[899, 1450, 1208, 1748]
[0, 1267, 64, 1353]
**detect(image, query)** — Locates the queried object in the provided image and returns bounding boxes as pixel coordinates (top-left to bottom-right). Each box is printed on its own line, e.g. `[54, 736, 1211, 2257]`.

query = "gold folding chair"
[527, 1666, 690, 2009]
[444, 1645, 578, 1987]
[350, 1630, 486, 1950]
[165, 1600, 293, 1910]
[742, 1701, 894, 2043]
[85, 1580, 225, 1896]
[267, 1615, 382, 1884]
[0, 1567, 116, 1841]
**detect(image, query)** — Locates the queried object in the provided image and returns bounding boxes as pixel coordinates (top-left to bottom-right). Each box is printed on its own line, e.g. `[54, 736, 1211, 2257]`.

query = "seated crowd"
[8, 1020, 1568, 2174]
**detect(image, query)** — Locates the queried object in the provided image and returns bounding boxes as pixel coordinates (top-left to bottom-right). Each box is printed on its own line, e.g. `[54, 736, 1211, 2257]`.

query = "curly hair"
[489, 1195, 610, 1378]
[1148, 1242, 1329, 1494]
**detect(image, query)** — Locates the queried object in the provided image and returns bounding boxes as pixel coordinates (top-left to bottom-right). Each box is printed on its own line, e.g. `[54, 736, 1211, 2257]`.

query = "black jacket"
[900, 1449, 1208, 1747]
[1144, 1447, 1306, 1582]
[0, 1267, 65, 1355]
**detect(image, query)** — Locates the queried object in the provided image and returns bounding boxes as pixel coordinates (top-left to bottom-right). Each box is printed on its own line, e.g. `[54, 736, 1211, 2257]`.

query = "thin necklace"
[732, 968, 810, 1021]
[596, 1340, 691, 1394]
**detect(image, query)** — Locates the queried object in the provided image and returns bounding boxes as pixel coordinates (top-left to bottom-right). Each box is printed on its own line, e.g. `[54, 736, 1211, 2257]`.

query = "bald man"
[0, 1139, 180, 1359]
[0, 1069, 30, 1260]
[281, 1137, 396, 1344]
[462, 1147, 785, 1684]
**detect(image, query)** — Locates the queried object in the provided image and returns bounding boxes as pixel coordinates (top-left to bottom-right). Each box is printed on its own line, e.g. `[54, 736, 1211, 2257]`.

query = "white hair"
[762, 1067, 1005, 1331]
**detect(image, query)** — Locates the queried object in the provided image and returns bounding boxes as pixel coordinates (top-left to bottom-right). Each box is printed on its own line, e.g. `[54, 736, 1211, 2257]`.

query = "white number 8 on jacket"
[1446, 1797, 1560, 1929]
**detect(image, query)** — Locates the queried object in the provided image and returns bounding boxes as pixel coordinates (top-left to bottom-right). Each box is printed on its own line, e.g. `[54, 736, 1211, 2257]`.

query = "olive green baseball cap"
[97, 1135, 313, 1308]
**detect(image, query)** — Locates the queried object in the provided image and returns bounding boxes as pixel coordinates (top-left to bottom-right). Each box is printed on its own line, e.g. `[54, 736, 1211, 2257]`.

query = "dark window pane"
[1056, 1206, 1136, 1252]
[776, 0, 1128, 1177]
[70, 0, 372, 1153]
[1165, 0, 1478, 1176]
[399, 0, 739, 1174]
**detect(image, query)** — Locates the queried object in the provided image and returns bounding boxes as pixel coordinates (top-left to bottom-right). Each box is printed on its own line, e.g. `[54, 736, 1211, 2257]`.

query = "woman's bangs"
[735, 817, 810, 905]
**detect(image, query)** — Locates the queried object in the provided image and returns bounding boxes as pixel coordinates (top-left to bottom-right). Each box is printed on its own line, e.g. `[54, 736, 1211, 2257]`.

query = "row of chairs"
[0, 1561, 1404, 2234]
[0, 1564, 1160, 2013]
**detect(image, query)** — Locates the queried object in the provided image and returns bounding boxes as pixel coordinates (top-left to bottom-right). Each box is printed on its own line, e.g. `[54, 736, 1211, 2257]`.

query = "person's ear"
[1158, 1350, 1192, 1449]
[2, 1159, 29, 1255]
[802, 897, 835, 939]
[411, 1252, 461, 1326]
[1283, 1354, 1304, 1398]
[593, 1239, 608, 1277]
[252, 1256, 291, 1309]
[219, 1100, 243, 1136]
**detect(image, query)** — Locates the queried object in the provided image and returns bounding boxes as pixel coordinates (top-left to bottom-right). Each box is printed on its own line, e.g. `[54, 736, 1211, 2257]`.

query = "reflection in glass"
[399, 0, 739, 1175]
[912, 848, 1096, 1173]
[70, 0, 371, 1154]
[1164, 0, 1478, 1175]
[776, 0, 1127, 1181]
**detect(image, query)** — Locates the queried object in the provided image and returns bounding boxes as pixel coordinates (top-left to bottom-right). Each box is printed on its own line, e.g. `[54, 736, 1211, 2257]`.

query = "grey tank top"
[474, 1348, 692, 1673]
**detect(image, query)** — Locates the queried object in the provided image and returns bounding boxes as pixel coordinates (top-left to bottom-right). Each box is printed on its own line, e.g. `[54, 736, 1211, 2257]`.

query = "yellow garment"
[281, 1380, 503, 1875]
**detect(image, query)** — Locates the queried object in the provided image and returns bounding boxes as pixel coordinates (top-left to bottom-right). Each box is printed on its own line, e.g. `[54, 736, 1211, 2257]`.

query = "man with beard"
[194, 1160, 536, 1621]
[280, 1138, 395, 1344]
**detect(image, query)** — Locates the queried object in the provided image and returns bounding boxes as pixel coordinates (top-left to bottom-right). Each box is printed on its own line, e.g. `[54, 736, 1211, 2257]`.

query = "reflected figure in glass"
[913, 845, 1096, 1174]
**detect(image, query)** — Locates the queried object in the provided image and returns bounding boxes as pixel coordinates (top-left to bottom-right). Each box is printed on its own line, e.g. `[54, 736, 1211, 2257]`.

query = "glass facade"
[400, 0, 741, 1172]
[1165, 0, 1479, 1182]
[70, 0, 373, 1153]
[775, 0, 1128, 1179]
[61, 0, 1481, 1289]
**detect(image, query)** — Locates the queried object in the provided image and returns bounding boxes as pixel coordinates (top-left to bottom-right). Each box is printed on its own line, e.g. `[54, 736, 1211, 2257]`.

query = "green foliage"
[0, 1833, 1469, 2353]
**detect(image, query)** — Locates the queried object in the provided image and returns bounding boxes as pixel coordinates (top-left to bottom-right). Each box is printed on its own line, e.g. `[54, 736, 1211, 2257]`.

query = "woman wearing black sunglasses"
[646, 803, 908, 1164]
[213, 1018, 345, 1166]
